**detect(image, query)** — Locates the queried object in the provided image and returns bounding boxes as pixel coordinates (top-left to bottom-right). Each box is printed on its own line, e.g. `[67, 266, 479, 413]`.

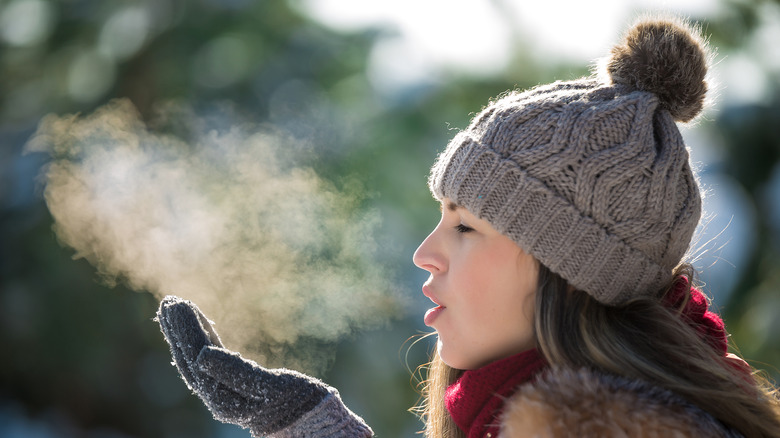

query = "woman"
[411, 15, 780, 437]
[157, 16, 780, 437]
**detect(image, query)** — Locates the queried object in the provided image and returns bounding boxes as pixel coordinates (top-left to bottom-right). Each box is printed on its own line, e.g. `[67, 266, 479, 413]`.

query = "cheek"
[457, 248, 532, 317]
[452, 258, 506, 313]
[511, 257, 538, 323]
[482, 244, 538, 297]
[478, 248, 538, 341]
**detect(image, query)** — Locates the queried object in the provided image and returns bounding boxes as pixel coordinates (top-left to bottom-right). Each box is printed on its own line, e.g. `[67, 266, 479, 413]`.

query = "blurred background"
[1, 0, 779, 437]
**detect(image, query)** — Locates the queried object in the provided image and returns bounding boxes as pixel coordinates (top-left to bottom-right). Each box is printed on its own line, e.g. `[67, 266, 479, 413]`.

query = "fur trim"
[500, 367, 736, 437]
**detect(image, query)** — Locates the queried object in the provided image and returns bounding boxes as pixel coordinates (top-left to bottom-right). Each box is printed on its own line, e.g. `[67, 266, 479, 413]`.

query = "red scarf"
[445, 349, 546, 438]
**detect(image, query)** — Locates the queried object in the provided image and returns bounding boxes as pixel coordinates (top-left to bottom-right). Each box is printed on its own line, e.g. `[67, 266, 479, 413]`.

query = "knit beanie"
[428, 17, 710, 305]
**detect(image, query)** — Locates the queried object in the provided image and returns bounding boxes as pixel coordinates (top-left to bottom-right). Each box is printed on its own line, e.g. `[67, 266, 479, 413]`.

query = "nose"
[413, 226, 445, 273]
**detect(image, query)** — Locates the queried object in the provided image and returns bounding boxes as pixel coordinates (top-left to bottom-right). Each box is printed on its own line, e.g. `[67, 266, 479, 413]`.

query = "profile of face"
[413, 199, 539, 370]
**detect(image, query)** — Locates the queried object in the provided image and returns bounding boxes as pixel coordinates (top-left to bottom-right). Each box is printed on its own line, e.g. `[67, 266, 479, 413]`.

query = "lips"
[422, 284, 441, 305]
[422, 284, 445, 326]
[424, 306, 445, 326]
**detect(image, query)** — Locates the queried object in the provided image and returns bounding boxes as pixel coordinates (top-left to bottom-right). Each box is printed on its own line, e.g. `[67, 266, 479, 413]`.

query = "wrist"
[264, 389, 373, 438]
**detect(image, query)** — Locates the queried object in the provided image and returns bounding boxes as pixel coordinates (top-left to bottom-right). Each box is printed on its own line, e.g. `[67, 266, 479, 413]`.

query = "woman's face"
[413, 199, 538, 370]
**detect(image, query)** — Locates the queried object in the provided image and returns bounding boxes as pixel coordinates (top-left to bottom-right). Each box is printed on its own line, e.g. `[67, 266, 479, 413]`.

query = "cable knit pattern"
[428, 18, 709, 305]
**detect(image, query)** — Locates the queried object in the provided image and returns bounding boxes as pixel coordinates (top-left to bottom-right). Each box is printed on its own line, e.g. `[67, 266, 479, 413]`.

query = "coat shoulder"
[500, 367, 738, 437]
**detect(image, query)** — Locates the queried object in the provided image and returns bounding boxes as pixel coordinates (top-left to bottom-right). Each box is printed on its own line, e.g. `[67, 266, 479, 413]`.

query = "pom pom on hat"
[606, 17, 710, 122]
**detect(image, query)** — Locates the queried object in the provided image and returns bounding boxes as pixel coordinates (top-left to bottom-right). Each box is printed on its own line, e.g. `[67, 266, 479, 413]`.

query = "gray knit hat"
[428, 17, 710, 305]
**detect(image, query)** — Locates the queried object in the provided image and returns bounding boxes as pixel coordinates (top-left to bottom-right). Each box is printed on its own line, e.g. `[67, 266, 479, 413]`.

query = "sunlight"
[296, 0, 511, 76]
[296, 0, 724, 74]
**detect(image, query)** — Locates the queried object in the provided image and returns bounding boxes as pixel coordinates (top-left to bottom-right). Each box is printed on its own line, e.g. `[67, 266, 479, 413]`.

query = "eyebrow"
[440, 201, 462, 212]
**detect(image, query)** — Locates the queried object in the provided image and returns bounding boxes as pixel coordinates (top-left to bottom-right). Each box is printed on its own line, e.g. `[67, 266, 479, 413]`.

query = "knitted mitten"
[156, 295, 373, 438]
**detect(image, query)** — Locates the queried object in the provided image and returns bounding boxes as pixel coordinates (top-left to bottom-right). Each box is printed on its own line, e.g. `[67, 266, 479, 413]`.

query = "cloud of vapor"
[25, 99, 402, 374]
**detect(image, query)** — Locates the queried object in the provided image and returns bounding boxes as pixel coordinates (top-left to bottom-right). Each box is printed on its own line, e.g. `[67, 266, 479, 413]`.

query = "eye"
[455, 224, 474, 233]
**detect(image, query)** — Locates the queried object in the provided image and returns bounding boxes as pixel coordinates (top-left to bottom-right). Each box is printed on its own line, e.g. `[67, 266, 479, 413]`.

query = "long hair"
[415, 263, 780, 437]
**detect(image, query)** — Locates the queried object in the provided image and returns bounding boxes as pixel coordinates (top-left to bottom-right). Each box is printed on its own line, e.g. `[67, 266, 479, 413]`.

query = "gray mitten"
[156, 295, 373, 438]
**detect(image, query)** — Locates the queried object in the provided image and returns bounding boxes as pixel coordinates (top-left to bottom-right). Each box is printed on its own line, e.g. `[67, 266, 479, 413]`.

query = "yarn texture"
[429, 17, 709, 304]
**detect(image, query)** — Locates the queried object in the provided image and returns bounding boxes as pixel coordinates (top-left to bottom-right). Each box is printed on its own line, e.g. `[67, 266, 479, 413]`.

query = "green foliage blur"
[1, 0, 778, 437]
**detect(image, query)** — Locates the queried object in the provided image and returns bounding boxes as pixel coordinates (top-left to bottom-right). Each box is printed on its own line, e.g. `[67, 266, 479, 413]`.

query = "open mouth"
[422, 285, 445, 326]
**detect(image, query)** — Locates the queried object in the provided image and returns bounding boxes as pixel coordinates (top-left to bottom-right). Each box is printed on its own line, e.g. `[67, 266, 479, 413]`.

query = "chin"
[438, 340, 480, 370]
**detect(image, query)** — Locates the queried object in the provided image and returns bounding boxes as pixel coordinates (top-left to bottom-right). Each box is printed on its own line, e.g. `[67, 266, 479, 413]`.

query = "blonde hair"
[414, 263, 780, 437]
[413, 352, 463, 438]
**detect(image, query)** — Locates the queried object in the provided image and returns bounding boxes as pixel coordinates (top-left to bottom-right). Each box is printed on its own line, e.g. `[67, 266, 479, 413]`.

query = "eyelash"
[455, 224, 474, 233]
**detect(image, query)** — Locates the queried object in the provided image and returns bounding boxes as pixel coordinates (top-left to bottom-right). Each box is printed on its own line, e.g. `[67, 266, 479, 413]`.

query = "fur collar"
[500, 367, 741, 437]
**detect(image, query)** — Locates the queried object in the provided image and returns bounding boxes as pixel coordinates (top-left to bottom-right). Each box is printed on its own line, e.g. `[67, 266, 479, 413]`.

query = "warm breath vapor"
[25, 99, 400, 374]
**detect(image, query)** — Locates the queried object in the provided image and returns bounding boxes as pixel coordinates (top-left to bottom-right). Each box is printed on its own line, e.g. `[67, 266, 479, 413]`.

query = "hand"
[156, 295, 373, 438]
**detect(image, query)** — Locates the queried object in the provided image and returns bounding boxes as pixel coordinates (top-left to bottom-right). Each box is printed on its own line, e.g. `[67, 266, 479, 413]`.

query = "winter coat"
[499, 366, 741, 438]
